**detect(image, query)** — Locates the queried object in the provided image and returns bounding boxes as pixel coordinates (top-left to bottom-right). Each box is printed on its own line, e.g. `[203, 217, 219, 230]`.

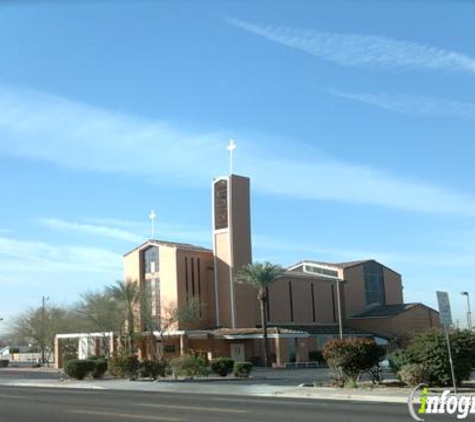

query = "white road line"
[136, 403, 247, 414]
[68, 409, 183, 421]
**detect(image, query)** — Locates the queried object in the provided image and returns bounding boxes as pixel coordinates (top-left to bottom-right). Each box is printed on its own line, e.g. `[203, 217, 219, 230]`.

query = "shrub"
[388, 349, 413, 375]
[170, 354, 207, 377]
[108, 353, 139, 379]
[406, 329, 475, 387]
[138, 360, 166, 380]
[211, 358, 234, 377]
[322, 338, 384, 386]
[0, 359, 9, 367]
[64, 359, 92, 380]
[89, 358, 108, 379]
[233, 362, 253, 378]
[398, 363, 429, 387]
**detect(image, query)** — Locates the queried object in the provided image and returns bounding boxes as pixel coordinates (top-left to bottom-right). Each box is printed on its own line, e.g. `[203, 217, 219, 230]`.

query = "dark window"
[266, 287, 270, 321]
[331, 285, 336, 323]
[143, 246, 158, 274]
[191, 258, 195, 296]
[311, 283, 316, 323]
[214, 179, 228, 230]
[288, 281, 294, 322]
[364, 261, 386, 306]
[185, 257, 189, 298]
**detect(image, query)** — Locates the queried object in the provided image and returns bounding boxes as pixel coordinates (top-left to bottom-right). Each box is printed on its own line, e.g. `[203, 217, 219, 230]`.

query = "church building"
[122, 173, 440, 366]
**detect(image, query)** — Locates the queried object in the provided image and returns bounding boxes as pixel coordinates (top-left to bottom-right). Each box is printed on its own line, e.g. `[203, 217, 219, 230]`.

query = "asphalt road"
[0, 385, 454, 422]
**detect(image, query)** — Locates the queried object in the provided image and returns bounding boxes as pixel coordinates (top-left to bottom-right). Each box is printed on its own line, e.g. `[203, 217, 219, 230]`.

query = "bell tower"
[212, 174, 254, 328]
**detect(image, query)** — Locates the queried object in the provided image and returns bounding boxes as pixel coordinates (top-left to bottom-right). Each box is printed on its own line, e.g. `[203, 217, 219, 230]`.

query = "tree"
[107, 280, 139, 354]
[9, 304, 80, 363]
[236, 262, 284, 367]
[74, 288, 125, 356]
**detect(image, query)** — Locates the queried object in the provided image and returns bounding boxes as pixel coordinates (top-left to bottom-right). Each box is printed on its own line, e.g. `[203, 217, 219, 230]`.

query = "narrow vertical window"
[288, 281, 294, 322]
[311, 283, 316, 323]
[266, 287, 270, 322]
[197, 259, 202, 299]
[191, 257, 195, 296]
[185, 257, 189, 299]
[331, 285, 336, 323]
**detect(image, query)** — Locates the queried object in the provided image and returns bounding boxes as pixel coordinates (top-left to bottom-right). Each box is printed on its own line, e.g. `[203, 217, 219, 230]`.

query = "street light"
[461, 292, 472, 331]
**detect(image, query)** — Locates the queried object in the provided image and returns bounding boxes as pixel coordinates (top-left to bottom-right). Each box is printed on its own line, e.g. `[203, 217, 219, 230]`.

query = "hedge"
[211, 358, 234, 377]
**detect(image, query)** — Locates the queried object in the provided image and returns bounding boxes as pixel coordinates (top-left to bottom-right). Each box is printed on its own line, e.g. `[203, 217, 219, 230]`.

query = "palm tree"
[236, 262, 284, 367]
[107, 280, 139, 354]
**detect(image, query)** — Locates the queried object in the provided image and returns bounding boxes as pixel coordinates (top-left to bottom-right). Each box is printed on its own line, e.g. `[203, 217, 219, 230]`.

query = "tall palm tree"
[236, 262, 284, 367]
[107, 280, 139, 354]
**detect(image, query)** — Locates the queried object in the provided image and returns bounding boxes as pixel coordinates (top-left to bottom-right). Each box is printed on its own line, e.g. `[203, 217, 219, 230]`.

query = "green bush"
[322, 338, 384, 386]
[138, 360, 166, 380]
[211, 358, 234, 377]
[398, 363, 429, 387]
[0, 359, 9, 367]
[170, 354, 207, 377]
[108, 354, 139, 379]
[406, 329, 475, 387]
[388, 349, 413, 375]
[233, 362, 253, 378]
[64, 359, 92, 380]
[89, 358, 108, 379]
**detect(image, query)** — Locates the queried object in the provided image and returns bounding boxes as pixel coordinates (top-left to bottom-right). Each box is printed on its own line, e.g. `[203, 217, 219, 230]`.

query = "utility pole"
[461, 292, 472, 331]
[41, 296, 48, 364]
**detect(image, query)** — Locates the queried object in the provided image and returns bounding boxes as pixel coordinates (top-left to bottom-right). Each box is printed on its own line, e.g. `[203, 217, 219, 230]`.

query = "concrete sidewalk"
[0, 376, 411, 403]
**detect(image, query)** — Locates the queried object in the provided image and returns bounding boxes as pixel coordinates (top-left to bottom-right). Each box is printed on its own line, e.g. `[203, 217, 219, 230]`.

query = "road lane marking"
[0, 394, 27, 400]
[68, 409, 183, 421]
[136, 403, 247, 414]
[211, 397, 326, 407]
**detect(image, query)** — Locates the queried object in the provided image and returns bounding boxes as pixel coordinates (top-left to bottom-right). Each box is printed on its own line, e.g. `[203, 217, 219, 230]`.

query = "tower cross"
[149, 210, 157, 239]
[227, 138, 237, 175]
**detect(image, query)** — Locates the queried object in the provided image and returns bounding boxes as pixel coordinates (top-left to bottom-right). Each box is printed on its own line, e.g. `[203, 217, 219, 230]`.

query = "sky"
[0, 0, 474, 330]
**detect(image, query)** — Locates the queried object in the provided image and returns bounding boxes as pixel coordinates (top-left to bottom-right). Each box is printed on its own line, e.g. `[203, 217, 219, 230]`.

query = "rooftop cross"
[149, 210, 157, 239]
[227, 138, 237, 175]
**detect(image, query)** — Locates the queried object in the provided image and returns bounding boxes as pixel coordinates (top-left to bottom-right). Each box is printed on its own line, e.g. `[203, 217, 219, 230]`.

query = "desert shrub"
[89, 358, 108, 379]
[388, 349, 413, 375]
[211, 358, 234, 377]
[64, 359, 92, 380]
[138, 360, 166, 380]
[170, 354, 207, 377]
[398, 363, 429, 387]
[233, 362, 253, 378]
[322, 338, 384, 386]
[0, 359, 9, 367]
[407, 329, 475, 387]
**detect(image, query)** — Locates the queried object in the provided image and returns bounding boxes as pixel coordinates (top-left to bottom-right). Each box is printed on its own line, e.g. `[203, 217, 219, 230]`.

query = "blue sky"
[0, 0, 474, 329]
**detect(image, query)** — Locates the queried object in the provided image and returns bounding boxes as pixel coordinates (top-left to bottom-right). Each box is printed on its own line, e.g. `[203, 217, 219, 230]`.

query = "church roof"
[123, 239, 212, 257]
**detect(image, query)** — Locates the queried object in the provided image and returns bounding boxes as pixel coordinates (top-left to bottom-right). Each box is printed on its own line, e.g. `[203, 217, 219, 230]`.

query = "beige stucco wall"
[175, 249, 214, 329]
[348, 305, 441, 338]
[342, 265, 366, 317]
[268, 276, 338, 325]
[383, 267, 403, 305]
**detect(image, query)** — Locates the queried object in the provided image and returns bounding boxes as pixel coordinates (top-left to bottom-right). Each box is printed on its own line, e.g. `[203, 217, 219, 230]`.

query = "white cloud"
[0, 235, 122, 274]
[331, 89, 475, 119]
[226, 18, 475, 74]
[38, 218, 144, 243]
[38, 217, 211, 246]
[1, 86, 475, 217]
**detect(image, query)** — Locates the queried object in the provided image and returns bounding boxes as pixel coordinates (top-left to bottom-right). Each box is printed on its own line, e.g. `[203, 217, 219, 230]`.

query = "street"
[0, 385, 451, 422]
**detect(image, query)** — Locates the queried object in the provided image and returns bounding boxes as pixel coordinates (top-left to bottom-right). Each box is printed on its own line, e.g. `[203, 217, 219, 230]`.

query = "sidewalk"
[0, 376, 411, 403]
